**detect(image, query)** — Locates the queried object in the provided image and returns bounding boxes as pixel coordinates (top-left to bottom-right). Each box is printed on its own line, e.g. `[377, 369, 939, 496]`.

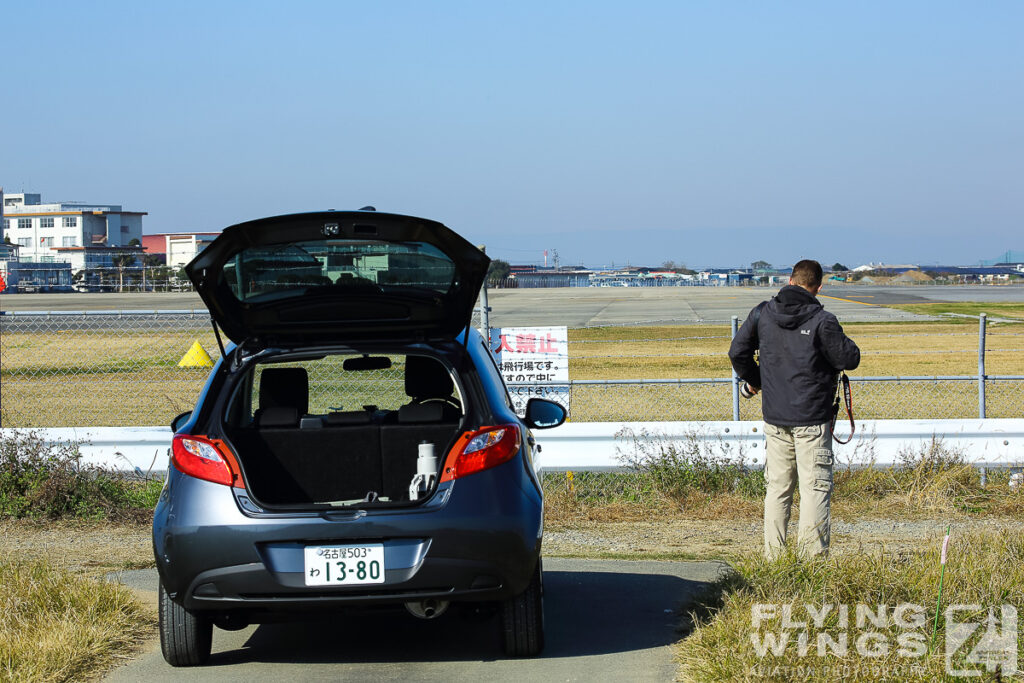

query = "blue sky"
[2, 1, 1021, 268]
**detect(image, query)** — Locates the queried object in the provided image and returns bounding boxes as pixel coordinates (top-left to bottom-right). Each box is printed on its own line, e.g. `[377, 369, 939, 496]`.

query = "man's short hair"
[791, 259, 823, 289]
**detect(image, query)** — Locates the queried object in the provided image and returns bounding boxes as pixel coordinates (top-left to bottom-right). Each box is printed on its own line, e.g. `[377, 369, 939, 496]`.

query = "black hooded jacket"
[728, 285, 861, 427]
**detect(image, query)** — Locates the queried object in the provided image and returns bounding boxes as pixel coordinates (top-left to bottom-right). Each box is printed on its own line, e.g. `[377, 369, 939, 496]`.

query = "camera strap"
[831, 372, 854, 444]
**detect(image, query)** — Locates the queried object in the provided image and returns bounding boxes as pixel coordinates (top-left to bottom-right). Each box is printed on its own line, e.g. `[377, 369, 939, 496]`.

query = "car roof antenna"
[358, 205, 376, 211]
[210, 316, 227, 359]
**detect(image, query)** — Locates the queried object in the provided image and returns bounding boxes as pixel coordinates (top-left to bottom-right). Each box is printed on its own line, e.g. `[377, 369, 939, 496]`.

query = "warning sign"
[490, 326, 569, 414]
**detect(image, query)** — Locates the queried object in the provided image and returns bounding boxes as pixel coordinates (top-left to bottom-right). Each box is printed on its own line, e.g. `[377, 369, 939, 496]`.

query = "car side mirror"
[171, 411, 192, 432]
[523, 398, 566, 430]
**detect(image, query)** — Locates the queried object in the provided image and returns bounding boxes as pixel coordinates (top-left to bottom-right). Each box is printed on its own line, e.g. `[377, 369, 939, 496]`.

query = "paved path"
[105, 558, 728, 682]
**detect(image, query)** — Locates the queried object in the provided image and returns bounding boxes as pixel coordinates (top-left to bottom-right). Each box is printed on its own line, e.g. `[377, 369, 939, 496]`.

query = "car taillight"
[440, 424, 521, 483]
[171, 435, 244, 488]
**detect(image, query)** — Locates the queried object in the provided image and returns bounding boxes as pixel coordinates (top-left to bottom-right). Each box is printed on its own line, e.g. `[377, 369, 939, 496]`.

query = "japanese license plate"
[303, 544, 386, 586]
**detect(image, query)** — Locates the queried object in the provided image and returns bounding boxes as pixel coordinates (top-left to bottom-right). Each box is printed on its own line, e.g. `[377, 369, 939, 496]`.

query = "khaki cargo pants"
[763, 422, 833, 558]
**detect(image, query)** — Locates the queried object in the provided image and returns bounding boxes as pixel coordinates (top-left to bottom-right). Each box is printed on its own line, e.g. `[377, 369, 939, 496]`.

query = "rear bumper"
[181, 555, 516, 612]
[153, 459, 543, 613]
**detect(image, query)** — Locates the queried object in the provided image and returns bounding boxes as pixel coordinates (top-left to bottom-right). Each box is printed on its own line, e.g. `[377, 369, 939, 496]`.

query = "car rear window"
[220, 239, 457, 303]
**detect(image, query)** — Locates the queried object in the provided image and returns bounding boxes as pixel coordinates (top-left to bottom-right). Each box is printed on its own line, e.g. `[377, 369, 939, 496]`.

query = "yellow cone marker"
[178, 341, 214, 368]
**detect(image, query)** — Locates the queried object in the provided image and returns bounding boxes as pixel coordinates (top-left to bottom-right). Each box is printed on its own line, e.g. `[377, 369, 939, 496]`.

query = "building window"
[2, 219, 8, 230]
[40, 217, 55, 228]
[40, 237, 54, 247]
[62, 236, 78, 247]
[63, 216, 78, 228]
[17, 238, 31, 247]
[18, 218, 32, 230]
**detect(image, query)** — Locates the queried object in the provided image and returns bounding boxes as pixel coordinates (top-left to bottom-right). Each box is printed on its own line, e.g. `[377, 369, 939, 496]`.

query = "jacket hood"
[765, 285, 822, 329]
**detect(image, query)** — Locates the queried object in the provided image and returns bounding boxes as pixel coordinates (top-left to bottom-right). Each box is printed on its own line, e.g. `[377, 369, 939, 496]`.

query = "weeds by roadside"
[544, 431, 1023, 526]
[0, 560, 153, 683]
[836, 438, 1024, 519]
[0, 430, 161, 522]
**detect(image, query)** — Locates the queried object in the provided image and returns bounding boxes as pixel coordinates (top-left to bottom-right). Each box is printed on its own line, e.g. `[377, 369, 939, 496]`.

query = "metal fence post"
[478, 245, 491, 340]
[731, 315, 740, 421]
[480, 278, 490, 339]
[978, 313, 987, 418]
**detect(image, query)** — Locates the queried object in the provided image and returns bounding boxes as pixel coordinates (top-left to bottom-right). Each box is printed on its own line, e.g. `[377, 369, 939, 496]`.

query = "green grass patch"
[0, 431, 162, 522]
[543, 427, 767, 524]
[887, 301, 1024, 321]
[676, 529, 1024, 681]
[0, 560, 152, 683]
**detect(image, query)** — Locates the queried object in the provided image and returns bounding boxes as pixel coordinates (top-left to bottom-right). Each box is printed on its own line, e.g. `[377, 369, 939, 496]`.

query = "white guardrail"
[2, 420, 1022, 473]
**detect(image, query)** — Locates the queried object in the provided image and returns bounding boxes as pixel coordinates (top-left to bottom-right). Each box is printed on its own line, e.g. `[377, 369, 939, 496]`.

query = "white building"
[2, 192, 146, 271]
[142, 232, 220, 268]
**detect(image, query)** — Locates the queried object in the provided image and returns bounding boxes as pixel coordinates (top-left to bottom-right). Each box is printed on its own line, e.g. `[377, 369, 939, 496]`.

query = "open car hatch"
[186, 211, 490, 345]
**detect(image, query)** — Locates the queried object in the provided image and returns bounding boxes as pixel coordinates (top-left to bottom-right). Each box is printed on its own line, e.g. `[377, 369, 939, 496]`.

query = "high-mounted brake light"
[171, 435, 244, 488]
[440, 424, 521, 483]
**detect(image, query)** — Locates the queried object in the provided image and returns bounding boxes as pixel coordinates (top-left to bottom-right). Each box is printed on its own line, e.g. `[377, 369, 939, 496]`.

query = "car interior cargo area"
[224, 352, 464, 508]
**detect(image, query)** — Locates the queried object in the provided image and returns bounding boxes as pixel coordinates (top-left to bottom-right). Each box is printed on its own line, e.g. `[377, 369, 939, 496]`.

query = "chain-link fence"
[509, 375, 1022, 422]
[0, 310, 1021, 427]
[0, 311, 217, 427]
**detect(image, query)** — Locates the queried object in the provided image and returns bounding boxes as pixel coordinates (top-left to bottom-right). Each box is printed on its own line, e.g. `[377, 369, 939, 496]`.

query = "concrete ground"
[104, 559, 728, 682]
[485, 286, 935, 326]
[6, 284, 1022, 326]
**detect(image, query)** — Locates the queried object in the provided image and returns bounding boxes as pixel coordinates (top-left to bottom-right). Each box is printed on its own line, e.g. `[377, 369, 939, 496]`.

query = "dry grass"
[0, 327, 216, 428]
[834, 445, 1024, 520]
[568, 320, 1024, 379]
[0, 519, 154, 576]
[0, 560, 152, 683]
[675, 529, 1024, 682]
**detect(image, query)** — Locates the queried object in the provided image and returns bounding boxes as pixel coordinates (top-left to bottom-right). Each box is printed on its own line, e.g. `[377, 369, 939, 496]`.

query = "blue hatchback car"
[153, 210, 566, 666]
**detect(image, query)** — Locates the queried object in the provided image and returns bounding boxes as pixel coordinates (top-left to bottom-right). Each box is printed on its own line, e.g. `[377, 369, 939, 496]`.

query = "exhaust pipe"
[213, 613, 250, 631]
[405, 598, 450, 620]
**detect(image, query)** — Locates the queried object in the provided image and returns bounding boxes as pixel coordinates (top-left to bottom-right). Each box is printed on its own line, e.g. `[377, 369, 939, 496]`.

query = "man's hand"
[739, 382, 760, 399]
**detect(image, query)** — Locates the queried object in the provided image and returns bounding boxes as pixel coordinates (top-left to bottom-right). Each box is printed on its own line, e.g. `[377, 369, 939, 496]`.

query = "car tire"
[159, 580, 212, 666]
[500, 559, 545, 656]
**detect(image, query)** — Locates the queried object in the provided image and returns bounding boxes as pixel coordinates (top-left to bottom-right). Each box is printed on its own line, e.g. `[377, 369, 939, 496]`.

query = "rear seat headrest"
[259, 367, 309, 415]
[398, 402, 444, 423]
[258, 406, 299, 428]
[404, 356, 453, 400]
[326, 411, 372, 426]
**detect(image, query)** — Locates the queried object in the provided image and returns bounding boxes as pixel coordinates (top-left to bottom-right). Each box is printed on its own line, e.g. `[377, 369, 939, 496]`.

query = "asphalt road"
[105, 559, 728, 682]
[4, 284, 1023, 326]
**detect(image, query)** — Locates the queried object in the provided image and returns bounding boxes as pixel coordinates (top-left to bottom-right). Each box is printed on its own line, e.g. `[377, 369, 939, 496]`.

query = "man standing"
[728, 260, 860, 558]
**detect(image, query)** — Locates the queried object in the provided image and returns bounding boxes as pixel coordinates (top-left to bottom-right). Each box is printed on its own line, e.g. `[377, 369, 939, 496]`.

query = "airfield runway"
[3, 285, 1022, 327]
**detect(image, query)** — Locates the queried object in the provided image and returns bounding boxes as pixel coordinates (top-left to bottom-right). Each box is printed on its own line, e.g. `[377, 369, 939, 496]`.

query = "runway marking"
[820, 294, 877, 306]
